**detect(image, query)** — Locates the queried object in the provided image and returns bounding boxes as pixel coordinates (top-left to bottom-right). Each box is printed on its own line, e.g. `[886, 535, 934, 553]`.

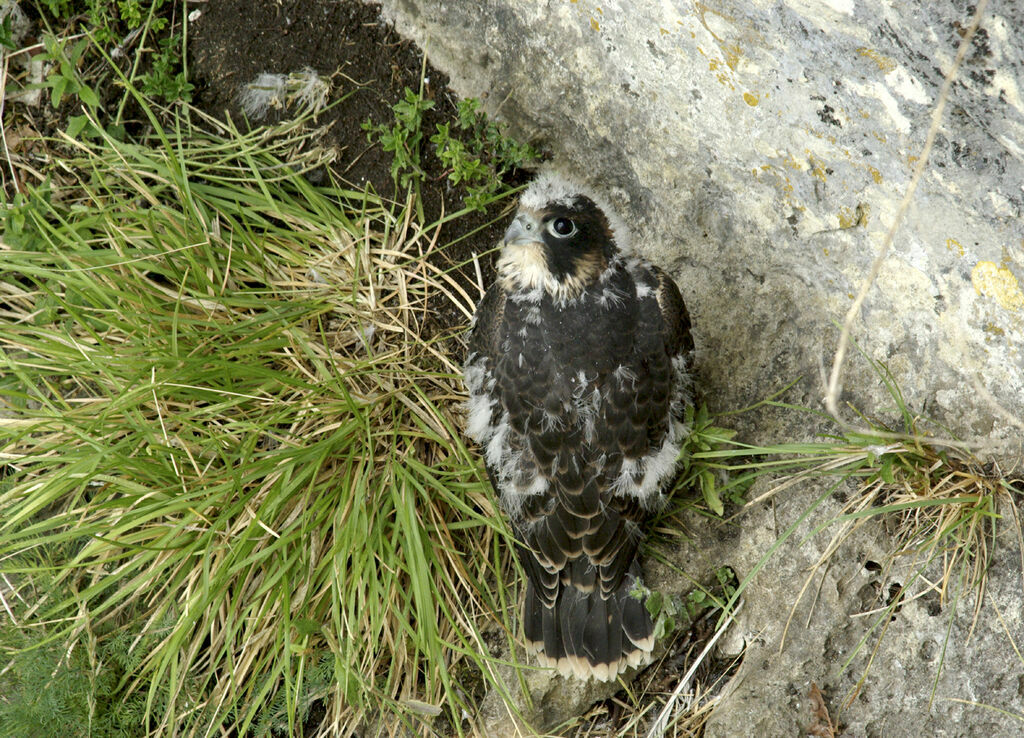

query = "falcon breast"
[463, 172, 694, 681]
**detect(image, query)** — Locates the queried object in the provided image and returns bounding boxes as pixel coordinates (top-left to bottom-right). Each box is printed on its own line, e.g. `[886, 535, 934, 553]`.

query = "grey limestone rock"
[380, 0, 1024, 734]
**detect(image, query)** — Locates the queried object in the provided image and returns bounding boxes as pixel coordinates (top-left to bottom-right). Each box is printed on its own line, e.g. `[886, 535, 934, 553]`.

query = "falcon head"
[496, 173, 628, 302]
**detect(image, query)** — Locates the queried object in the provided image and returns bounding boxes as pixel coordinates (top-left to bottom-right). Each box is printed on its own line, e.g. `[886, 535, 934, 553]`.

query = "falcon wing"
[467, 285, 506, 362]
[463, 285, 508, 488]
[652, 265, 695, 370]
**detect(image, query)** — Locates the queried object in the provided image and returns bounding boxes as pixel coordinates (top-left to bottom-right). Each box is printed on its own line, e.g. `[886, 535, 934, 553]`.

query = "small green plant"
[364, 90, 539, 205]
[684, 586, 711, 620]
[114, 0, 146, 29]
[37, 33, 100, 110]
[432, 98, 540, 210]
[639, 565, 738, 646]
[26, 0, 190, 106]
[0, 585, 181, 737]
[137, 31, 193, 102]
[363, 85, 436, 188]
[677, 403, 757, 515]
[38, 0, 170, 41]
[0, 181, 56, 250]
[1, 13, 16, 50]
[37, 0, 75, 18]
[642, 587, 680, 640]
[683, 566, 738, 620]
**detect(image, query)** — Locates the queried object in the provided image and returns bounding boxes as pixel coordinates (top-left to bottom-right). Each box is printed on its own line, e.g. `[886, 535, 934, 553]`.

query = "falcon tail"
[522, 564, 655, 682]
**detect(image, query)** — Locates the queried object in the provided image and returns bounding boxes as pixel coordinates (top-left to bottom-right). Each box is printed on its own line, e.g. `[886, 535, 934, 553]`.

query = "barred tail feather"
[523, 570, 655, 682]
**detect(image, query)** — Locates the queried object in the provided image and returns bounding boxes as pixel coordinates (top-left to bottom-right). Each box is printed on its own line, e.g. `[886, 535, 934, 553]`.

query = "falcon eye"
[547, 217, 577, 238]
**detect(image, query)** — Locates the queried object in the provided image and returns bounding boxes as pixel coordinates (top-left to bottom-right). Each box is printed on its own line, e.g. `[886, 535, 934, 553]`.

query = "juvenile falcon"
[463, 172, 694, 681]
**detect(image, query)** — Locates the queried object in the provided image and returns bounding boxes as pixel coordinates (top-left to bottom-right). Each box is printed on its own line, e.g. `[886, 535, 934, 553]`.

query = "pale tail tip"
[529, 643, 654, 682]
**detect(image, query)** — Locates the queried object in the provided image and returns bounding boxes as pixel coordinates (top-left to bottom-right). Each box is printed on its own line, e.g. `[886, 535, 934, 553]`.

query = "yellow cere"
[971, 261, 1024, 311]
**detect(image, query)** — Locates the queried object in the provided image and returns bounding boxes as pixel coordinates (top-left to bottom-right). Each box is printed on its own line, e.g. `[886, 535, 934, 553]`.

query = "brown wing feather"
[653, 266, 695, 362]
[467, 286, 506, 360]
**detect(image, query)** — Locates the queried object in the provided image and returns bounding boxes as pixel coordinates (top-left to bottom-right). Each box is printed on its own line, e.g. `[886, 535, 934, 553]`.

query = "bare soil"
[189, 0, 526, 337]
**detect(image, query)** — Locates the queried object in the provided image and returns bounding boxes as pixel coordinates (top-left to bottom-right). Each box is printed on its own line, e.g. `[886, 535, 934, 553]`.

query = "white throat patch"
[496, 241, 590, 304]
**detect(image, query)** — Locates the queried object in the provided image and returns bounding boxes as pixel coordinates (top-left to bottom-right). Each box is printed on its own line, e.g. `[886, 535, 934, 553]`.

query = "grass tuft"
[667, 357, 1023, 720]
[0, 102, 518, 736]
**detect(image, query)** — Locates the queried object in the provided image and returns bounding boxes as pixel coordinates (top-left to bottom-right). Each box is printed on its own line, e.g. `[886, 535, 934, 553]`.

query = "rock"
[699, 475, 1024, 737]
[478, 660, 620, 736]
[380, 0, 1024, 442]
[380, 0, 1024, 734]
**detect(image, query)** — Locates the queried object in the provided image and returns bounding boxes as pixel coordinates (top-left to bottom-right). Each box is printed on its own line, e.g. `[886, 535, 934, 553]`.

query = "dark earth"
[189, 0, 530, 341]
[187, 2, 738, 735]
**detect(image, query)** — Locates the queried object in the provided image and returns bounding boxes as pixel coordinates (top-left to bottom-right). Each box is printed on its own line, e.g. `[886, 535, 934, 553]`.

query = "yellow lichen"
[838, 203, 870, 229]
[972, 261, 1024, 310]
[856, 47, 897, 73]
[743, 92, 758, 106]
[946, 238, 964, 257]
[722, 43, 741, 70]
[807, 153, 828, 182]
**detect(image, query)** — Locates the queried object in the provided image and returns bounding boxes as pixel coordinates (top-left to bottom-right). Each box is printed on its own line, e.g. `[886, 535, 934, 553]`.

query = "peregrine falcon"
[463, 172, 694, 681]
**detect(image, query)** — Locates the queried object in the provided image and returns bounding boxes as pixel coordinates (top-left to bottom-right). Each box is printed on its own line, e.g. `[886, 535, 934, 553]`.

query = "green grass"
[681, 384, 1018, 617]
[29, 0, 192, 107]
[0, 100, 522, 736]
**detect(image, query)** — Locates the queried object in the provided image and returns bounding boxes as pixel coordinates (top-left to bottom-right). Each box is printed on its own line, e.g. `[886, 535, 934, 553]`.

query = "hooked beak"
[503, 212, 543, 247]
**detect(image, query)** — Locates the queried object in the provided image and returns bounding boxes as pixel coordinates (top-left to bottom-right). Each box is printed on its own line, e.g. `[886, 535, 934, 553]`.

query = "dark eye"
[548, 217, 576, 237]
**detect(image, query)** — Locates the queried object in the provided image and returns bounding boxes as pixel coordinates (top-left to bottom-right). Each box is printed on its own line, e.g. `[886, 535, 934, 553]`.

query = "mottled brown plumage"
[463, 172, 693, 681]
